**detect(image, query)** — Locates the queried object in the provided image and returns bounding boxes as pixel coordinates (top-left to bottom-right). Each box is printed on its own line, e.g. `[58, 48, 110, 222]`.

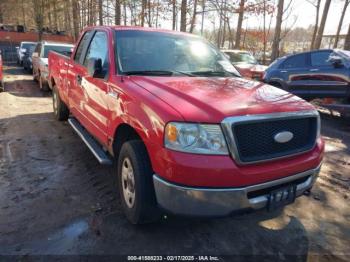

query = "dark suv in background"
[263, 49, 350, 99]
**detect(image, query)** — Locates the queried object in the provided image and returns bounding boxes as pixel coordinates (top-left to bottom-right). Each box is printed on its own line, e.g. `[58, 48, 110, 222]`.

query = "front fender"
[107, 79, 184, 168]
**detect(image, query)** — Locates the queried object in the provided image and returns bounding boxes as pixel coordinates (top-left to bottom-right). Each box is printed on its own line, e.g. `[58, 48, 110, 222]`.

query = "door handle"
[310, 69, 319, 72]
[280, 70, 287, 73]
[76, 75, 82, 86]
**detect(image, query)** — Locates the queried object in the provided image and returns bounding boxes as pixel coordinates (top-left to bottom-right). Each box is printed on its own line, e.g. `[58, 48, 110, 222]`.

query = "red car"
[0, 51, 3, 91]
[48, 26, 324, 224]
[223, 49, 267, 81]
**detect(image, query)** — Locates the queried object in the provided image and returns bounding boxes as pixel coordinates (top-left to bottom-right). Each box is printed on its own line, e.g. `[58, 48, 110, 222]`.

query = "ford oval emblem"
[274, 131, 294, 143]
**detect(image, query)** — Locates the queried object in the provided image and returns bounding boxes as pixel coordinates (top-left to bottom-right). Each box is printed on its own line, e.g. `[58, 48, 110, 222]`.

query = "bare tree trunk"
[271, 0, 284, 61]
[32, 0, 44, 40]
[98, 0, 103, 25]
[123, 2, 127, 25]
[314, 0, 331, 49]
[310, 0, 321, 50]
[148, 0, 152, 27]
[115, 0, 121, 25]
[53, 0, 58, 30]
[155, 0, 160, 27]
[21, 0, 26, 27]
[172, 0, 176, 30]
[334, 0, 349, 48]
[141, 0, 146, 26]
[72, 0, 80, 40]
[180, 0, 187, 32]
[189, 0, 198, 33]
[263, 0, 266, 64]
[345, 23, 350, 50]
[234, 0, 245, 49]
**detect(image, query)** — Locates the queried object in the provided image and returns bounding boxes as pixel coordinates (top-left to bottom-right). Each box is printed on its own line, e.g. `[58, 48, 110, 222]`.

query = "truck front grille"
[221, 111, 319, 164]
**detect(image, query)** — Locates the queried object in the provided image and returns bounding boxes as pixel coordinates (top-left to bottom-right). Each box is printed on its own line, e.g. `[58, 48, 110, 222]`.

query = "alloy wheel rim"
[121, 157, 136, 208]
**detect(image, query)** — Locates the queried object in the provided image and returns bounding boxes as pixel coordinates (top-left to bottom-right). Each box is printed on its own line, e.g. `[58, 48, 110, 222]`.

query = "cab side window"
[74, 31, 91, 64]
[281, 54, 307, 69]
[83, 31, 109, 73]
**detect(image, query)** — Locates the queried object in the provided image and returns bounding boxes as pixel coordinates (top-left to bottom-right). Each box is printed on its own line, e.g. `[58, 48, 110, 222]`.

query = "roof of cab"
[81, 25, 199, 37]
[40, 41, 74, 46]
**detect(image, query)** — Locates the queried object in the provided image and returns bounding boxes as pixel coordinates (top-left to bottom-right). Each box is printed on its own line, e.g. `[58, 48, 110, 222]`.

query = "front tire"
[52, 85, 69, 121]
[33, 69, 38, 82]
[39, 74, 49, 91]
[117, 140, 160, 224]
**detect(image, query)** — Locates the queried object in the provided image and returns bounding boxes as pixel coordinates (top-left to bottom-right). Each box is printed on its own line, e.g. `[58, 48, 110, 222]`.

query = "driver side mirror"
[87, 57, 104, 78]
[329, 56, 343, 68]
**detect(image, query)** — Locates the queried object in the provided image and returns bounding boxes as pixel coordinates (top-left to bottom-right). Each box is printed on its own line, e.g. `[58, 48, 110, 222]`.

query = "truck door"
[67, 30, 93, 131]
[79, 30, 110, 145]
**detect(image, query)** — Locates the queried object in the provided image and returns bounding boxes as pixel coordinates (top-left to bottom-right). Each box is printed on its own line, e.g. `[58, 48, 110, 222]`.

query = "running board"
[68, 118, 113, 165]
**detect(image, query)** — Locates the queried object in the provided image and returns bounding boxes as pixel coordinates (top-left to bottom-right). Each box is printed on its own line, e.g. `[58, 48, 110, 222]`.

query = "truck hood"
[130, 76, 314, 123]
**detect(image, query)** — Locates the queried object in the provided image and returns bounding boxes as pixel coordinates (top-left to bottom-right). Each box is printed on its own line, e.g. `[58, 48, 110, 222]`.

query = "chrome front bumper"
[153, 164, 321, 217]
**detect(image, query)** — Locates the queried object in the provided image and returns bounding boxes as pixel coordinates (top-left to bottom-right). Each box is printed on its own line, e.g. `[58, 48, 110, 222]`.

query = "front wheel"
[39, 74, 49, 91]
[52, 85, 69, 121]
[33, 69, 38, 82]
[117, 140, 160, 224]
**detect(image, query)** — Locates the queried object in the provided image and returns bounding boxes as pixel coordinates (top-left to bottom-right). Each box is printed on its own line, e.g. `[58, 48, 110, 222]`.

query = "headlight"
[164, 122, 228, 155]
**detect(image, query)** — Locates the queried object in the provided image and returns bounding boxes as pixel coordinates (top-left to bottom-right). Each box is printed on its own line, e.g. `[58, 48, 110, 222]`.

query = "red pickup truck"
[48, 26, 324, 224]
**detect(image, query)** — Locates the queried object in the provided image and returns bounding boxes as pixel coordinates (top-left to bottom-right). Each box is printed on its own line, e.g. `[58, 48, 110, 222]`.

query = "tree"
[314, 0, 331, 49]
[98, 0, 103, 25]
[271, 0, 284, 61]
[189, 0, 198, 33]
[172, 0, 176, 30]
[71, 0, 80, 40]
[32, 0, 44, 40]
[307, 0, 321, 50]
[234, 0, 245, 49]
[334, 0, 349, 48]
[115, 0, 121, 25]
[345, 23, 350, 50]
[180, 0, 187, 32]
[141, 0, 147, 26]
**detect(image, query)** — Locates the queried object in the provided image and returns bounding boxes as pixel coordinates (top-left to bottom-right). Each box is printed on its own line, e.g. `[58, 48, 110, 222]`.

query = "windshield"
[225, 52, 258, 65]
[43, 45, 72, 58]
[115, 30, 240, 77]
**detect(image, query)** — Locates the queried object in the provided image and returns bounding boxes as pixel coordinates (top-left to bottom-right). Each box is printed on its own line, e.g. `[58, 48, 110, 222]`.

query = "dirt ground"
[0, 65, 349, 261]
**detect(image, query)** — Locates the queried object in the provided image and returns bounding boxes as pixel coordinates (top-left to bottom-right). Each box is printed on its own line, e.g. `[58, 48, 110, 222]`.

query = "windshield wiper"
[123, 70, 195, 76]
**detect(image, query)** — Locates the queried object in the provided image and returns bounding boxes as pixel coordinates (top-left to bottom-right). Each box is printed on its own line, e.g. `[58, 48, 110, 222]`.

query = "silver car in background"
[32, 41, 74, 91]
[16, 41, 37, 65]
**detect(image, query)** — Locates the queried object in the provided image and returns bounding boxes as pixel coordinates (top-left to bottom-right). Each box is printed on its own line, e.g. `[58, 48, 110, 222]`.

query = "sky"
[193, 0, 350, 35]
[291, 0, 350, 34]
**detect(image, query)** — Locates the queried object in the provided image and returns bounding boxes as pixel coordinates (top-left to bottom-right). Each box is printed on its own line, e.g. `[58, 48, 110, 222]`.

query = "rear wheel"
[117, 140, 160, 224]
[52, 85, 69, 121]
